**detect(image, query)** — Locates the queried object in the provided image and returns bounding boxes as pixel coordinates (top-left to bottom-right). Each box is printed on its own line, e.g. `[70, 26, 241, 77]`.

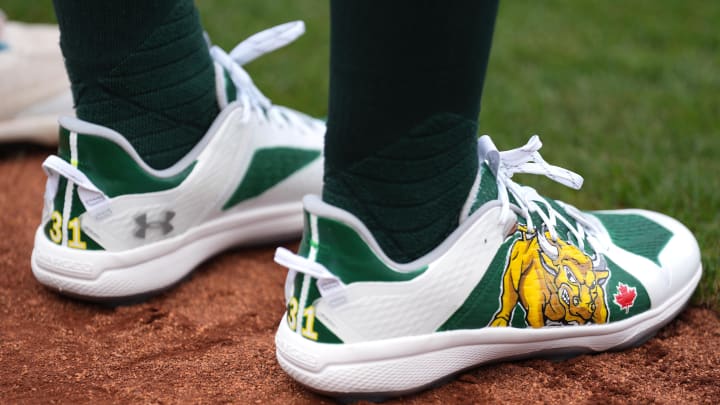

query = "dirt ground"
[1, 145, 719, 404]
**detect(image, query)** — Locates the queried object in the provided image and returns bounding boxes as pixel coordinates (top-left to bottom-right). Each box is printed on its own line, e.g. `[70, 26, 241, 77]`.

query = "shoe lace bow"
[478, 135, 602, 250]
[210, 21, 323, 134]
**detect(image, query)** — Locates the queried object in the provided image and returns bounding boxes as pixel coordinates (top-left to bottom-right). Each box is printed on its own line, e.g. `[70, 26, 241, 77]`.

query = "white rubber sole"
[275, 264, 702, 397]
[31, 202, 303, 301]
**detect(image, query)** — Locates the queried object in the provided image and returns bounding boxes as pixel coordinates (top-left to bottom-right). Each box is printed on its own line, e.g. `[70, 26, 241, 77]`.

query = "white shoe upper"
[276, 135, 702, 344]
[38, 21, 325, 253]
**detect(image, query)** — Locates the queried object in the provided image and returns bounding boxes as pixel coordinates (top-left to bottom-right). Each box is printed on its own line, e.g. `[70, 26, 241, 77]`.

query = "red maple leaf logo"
[613, 283, 637, 314]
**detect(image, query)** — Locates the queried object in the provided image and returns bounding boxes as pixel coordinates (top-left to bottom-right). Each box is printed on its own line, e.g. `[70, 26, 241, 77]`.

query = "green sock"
[324, 0, 499, 263]
[52, 0, 219, 169]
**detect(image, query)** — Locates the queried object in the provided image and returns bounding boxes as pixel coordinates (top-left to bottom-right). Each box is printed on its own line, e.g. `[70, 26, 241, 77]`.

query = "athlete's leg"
[324, 0, 499, 262]
[53, 0, 218, 169]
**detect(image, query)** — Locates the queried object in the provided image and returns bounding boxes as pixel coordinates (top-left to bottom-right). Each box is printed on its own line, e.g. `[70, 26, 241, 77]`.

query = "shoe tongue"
[461, 162, 584, 242]
[461, 162, 499, 221]
[531, 198, 591, 252]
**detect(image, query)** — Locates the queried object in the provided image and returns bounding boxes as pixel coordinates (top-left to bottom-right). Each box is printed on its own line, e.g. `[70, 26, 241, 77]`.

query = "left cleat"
[30, 22, 325, 302]
[273, 135, 702, 397]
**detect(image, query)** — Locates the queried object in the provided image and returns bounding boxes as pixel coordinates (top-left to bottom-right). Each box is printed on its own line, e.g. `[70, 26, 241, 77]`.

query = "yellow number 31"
[48, 210, 87, 250]
[287, 297, 319, 341]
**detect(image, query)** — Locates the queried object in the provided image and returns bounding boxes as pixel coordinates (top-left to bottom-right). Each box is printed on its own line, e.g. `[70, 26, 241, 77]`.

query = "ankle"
[323, 114, 478, 263]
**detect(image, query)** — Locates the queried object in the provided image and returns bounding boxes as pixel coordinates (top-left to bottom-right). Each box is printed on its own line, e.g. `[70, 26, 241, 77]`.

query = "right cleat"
[274, 135, 702, 397]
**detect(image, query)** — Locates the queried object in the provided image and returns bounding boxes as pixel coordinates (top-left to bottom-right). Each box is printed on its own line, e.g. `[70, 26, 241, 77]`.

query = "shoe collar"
[56, 103, 243, 178]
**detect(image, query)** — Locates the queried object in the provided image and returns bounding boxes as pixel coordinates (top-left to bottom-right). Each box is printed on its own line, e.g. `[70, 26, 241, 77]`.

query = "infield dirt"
[2, 145, 719, 404]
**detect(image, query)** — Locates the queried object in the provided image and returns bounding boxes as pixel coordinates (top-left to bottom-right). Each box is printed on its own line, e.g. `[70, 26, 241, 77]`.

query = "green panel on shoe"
[314, 217, 426, 284]
[297, 212, 312, 257]
[223, 147, 320, 209]
[605, 257, 651, 322]
[66, 128, 196, 198]
[312, 317, 343, 344]
[54, 176, 67, 216]
[439, 237, 515, 331]
[546, 199, 577, 235]
[58, 127, 71, 161]
[292, 274, 303, 303]
[510, 305, 528, 328]
[591, 213, 672, 266]
[543, 198, 594, 255]
[469, 163, 498, 215]
[224, 69, 237, 104]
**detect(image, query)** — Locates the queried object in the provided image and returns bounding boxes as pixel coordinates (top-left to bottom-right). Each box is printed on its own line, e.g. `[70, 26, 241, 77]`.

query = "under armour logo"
[134, 211, 175, 238]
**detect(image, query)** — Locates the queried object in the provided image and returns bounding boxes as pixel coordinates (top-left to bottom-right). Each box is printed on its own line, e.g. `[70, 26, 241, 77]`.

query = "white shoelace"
[478, 135, 602, 251]
[209, 21, 323, 134]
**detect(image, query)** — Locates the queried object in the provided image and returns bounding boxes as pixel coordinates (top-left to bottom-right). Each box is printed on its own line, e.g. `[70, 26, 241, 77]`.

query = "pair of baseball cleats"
[29, 22, 702, 400]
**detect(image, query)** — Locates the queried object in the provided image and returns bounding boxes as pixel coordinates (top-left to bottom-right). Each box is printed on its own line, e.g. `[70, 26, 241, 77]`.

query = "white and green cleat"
[274, 135, 702, 397]
[31, 21, 325, 301]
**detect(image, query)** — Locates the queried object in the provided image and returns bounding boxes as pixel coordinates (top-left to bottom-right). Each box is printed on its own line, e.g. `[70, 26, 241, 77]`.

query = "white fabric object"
[42, 155, 110, 216]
